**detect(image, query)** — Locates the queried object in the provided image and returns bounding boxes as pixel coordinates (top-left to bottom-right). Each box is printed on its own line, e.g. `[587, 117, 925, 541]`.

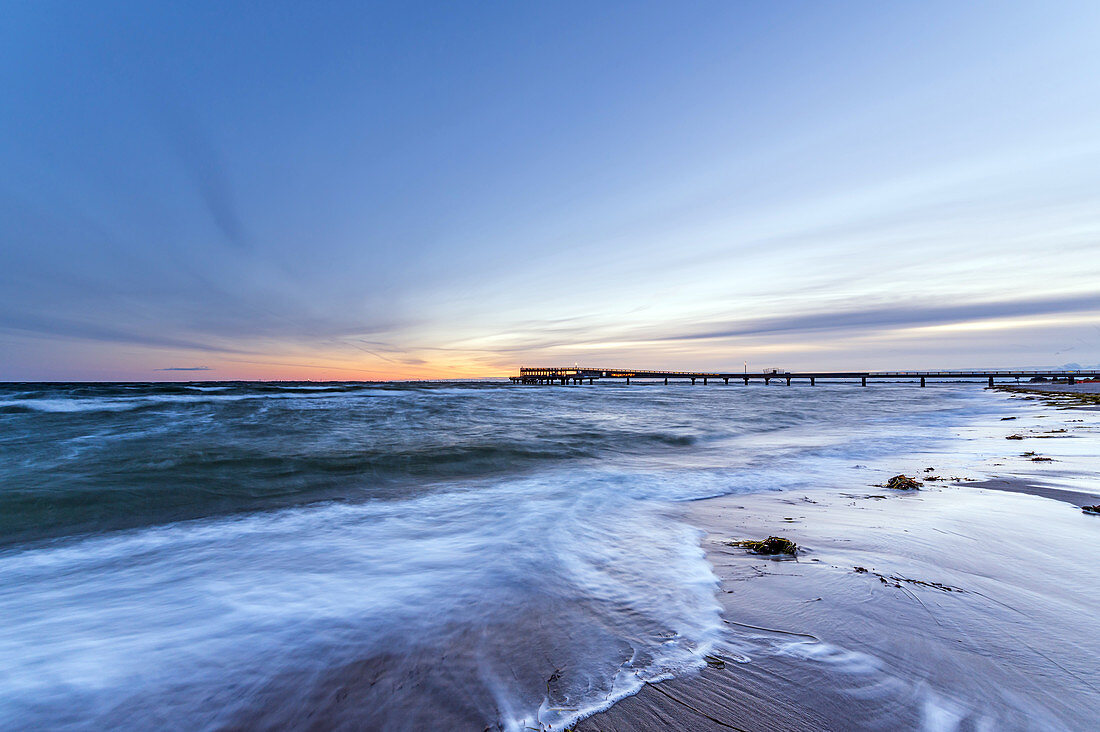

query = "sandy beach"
[579, 395, 1100, 731]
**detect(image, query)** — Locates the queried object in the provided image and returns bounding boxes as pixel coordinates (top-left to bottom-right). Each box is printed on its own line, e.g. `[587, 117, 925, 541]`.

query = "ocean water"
[0, 381, 1039, 729]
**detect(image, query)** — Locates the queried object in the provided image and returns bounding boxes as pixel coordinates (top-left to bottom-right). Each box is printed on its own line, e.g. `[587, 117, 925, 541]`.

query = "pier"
[510, 367, 1100, 387]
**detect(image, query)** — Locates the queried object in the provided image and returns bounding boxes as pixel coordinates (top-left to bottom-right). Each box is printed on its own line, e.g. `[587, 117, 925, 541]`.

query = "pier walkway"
[510, 367, 1100, 388]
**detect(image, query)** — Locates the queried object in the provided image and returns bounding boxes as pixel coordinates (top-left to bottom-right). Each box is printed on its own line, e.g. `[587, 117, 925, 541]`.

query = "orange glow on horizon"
[162, 353, 515, 382]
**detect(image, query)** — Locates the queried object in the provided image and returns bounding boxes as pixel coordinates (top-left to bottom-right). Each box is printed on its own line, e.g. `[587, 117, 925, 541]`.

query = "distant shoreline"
[996, 382, 1100, 397]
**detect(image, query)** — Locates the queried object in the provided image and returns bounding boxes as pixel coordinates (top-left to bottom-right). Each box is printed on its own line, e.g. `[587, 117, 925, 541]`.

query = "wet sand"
[965, 476, 1100, 508]
[579, 426, 1100, 729]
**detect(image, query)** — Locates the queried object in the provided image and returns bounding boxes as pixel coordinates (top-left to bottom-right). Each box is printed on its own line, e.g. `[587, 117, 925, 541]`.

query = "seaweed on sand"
[884, 474, 922, 490]
[1083, 505, 1100, 515]
[853, 566, 966, 593]
[727, 536, 798, 555]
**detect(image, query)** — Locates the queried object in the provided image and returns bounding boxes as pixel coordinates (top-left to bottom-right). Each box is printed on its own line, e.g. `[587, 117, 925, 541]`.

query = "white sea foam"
[0, 471, 722, 730]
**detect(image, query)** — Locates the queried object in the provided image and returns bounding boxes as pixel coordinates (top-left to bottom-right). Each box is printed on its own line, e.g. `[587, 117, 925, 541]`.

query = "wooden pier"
[510, 367, 1100, 388]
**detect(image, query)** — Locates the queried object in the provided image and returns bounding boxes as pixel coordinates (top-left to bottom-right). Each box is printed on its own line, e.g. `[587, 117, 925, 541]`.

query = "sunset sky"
[3, 1, 1099, 380]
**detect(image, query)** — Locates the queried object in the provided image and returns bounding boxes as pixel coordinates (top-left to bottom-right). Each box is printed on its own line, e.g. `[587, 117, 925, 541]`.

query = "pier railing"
[512, 366, 1100, 387]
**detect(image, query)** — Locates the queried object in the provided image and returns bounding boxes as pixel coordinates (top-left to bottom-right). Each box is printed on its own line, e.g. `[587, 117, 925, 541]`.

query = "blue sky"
[2, 1, 1099, 379]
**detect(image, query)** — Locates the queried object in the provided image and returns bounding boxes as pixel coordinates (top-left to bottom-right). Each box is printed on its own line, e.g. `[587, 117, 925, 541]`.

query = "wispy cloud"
[657, 293, 1100, 342]
[156, 366, 212, 372]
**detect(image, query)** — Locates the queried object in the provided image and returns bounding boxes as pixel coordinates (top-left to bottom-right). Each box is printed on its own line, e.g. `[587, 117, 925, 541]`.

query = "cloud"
[156, 366, 212, 371]
[653, 293, 1100, 342]
[456, 292, 1100, 363]
[0, 312, 240, 353]
[138, 65, 250, 251]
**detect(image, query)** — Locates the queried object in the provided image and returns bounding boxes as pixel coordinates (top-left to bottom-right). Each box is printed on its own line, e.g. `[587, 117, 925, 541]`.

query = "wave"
[0, 475, 722, 730]
[0, 389, 425, 414]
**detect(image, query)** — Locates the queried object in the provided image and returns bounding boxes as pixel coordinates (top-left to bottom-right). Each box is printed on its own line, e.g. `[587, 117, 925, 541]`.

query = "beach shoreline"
[995, 382, 1100, 395]
[994, 382, 1100, 404]
[578, 396, 1100, 731]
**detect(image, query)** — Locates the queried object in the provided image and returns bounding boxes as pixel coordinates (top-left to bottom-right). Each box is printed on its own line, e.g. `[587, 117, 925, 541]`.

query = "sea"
[0, 380, 1083, 730]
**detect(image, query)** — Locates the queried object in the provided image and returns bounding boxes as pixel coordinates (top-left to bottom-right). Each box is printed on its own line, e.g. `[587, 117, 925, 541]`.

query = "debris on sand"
[727, 536, 798, 555]
[1083, 505, 1100, 515]
[1006, 434, 1025, 440]
[1021, 451, 1037, 457]
[924, 467, 935, 472]
[1030, 456, 1054, 462]
[1000, 416, 1018, 420]
[884, 474, 922, 490]
[704, 654, 726, 669]
[853, 566, 965, 593]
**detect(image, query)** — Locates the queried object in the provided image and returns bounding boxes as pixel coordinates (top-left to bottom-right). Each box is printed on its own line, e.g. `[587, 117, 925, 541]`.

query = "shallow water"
[0, 380, 1086, 729]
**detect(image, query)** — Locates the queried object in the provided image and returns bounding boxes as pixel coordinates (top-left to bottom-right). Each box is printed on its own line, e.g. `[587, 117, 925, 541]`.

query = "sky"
[2, 1, 1099, 380]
